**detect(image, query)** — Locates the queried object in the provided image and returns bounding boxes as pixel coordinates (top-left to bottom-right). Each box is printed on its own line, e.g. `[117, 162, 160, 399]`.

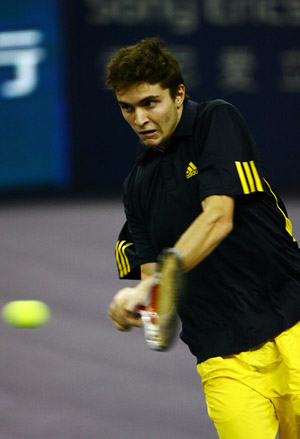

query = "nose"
[134, 107, 149, 127]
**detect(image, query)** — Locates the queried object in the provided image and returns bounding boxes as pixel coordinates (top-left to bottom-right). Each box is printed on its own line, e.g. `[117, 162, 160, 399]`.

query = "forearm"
[141, 262, 157, 280]
[174, 196, 234, 272]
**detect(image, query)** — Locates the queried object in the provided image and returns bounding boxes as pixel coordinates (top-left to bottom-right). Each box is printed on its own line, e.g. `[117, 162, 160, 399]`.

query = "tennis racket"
[136, 248, 184, 351]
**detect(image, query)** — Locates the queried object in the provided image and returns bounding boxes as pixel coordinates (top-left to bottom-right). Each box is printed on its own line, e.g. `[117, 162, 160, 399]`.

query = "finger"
[107, 305, 129, 330]
[108, 313, 131, 331]
[126, 312, 143, 328]
[108, 307, 142, 330]
[114, 322, 131, 332]
[108, 302, 127, 326]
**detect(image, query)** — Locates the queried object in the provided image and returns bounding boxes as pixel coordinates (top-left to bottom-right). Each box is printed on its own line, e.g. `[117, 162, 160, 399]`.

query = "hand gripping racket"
[137, 248, 184, 351]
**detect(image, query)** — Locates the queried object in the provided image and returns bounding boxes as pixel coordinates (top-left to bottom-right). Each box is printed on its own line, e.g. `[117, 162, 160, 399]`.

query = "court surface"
[0, 197, 299, 439]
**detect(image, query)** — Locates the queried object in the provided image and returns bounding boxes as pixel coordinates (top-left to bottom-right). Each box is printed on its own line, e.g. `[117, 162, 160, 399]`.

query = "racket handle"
[132, 305, 144, 318]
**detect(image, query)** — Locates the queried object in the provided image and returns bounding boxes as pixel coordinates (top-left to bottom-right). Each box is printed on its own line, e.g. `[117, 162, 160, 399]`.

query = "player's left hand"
[108, 277, 154, 331]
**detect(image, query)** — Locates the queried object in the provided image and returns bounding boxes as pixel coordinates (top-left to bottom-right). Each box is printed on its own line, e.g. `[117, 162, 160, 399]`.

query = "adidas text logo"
[186, 162, 199, 179]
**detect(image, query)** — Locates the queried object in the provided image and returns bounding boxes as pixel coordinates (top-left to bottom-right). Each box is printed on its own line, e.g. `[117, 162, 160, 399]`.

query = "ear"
[175, 84, 185, 107]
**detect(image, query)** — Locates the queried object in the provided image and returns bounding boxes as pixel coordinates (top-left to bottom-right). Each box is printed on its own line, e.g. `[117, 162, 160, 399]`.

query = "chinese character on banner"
[278, 50, 300, 93]
[217, 46, 259, 93]
[0, 30, 46, 99]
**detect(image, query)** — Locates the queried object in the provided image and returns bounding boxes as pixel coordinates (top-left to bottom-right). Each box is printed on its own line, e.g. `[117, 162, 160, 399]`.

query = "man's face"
[116, 82, 185, 149]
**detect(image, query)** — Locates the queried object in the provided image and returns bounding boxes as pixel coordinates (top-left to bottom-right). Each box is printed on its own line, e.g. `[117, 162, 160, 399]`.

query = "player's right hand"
[108, 277, 154, 331]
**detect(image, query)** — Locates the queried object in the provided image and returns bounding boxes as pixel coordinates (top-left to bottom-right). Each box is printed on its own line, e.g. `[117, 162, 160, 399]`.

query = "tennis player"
[107, 38, 300, 439]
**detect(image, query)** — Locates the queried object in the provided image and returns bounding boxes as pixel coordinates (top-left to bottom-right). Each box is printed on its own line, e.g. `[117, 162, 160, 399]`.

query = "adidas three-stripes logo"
[115, 240, 133, 278]
[235, 161, 263, 194]
[186, 162, 199, 179]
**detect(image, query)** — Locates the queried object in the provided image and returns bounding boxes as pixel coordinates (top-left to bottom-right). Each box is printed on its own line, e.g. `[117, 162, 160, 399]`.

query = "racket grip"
[132, 304, 145, 318]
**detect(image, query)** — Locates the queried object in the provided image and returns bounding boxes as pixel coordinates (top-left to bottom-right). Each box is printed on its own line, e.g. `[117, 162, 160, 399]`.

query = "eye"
[145, 100, 156, 108]
[120, 104, 133, 113]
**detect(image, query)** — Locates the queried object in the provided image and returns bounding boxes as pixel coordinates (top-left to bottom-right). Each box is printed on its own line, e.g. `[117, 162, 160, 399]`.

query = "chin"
[144, 140, 158, 147]
[145, 137, 163, 147]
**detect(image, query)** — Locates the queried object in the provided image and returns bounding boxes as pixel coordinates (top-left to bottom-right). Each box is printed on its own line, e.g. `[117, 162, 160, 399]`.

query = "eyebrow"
[118, 95, 160, 106]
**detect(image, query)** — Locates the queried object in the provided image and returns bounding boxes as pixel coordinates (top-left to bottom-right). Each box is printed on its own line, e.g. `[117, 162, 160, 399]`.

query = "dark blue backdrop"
[0, 1, 299, 194]
[66, 0, 300, 194]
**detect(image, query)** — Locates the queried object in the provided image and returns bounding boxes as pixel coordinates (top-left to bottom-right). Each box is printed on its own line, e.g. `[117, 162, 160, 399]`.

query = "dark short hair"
[105, 37, 187, 100]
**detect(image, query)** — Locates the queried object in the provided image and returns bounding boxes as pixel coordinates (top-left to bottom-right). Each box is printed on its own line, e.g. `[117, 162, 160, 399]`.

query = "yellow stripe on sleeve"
[242, 161, 256, 193]
[115, 240, 124, 277]
[264, 179, 296, 241]
[235, 161, 250, 194]
[121, 242, 133, 276]
[115, 240, 133, 278]
[250, 161, 264, 192]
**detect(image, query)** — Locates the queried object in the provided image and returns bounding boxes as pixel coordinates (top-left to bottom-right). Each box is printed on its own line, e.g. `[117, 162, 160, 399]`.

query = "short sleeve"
[195, 103, 265, 201]
[115, 188, 157, 280]
[115, 221, 141, 279]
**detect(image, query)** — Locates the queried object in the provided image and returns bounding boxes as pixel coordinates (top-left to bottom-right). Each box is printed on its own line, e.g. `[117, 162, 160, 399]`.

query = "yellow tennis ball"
[1, 300, 51, 328]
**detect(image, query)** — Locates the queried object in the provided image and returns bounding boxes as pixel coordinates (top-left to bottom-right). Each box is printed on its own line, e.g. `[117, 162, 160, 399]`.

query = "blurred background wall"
[1, 0, 299, 197]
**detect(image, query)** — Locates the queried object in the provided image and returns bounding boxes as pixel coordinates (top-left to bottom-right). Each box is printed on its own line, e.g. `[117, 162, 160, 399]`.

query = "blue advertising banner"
[66, 0, 300, 194]
[0, 0, 70, 190]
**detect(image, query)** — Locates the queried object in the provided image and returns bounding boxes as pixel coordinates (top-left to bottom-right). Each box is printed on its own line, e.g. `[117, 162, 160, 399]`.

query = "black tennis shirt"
[115, 99, 300, 363]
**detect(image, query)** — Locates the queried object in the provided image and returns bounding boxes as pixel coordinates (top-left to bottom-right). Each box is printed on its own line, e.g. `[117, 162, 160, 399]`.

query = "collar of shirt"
[135, 100, 199, 164]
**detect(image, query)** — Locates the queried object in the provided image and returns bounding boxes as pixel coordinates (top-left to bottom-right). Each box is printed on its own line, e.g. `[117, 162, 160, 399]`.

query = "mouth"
[139, 129, 157, 138]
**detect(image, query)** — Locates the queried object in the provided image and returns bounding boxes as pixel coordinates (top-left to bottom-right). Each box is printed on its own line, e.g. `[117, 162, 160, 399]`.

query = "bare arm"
[174, 195, 234, 272]
[141, 262, 157, 279]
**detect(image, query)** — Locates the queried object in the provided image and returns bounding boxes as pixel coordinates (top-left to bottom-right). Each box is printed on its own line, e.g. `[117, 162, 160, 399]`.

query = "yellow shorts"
[197, 321, 300, 439]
